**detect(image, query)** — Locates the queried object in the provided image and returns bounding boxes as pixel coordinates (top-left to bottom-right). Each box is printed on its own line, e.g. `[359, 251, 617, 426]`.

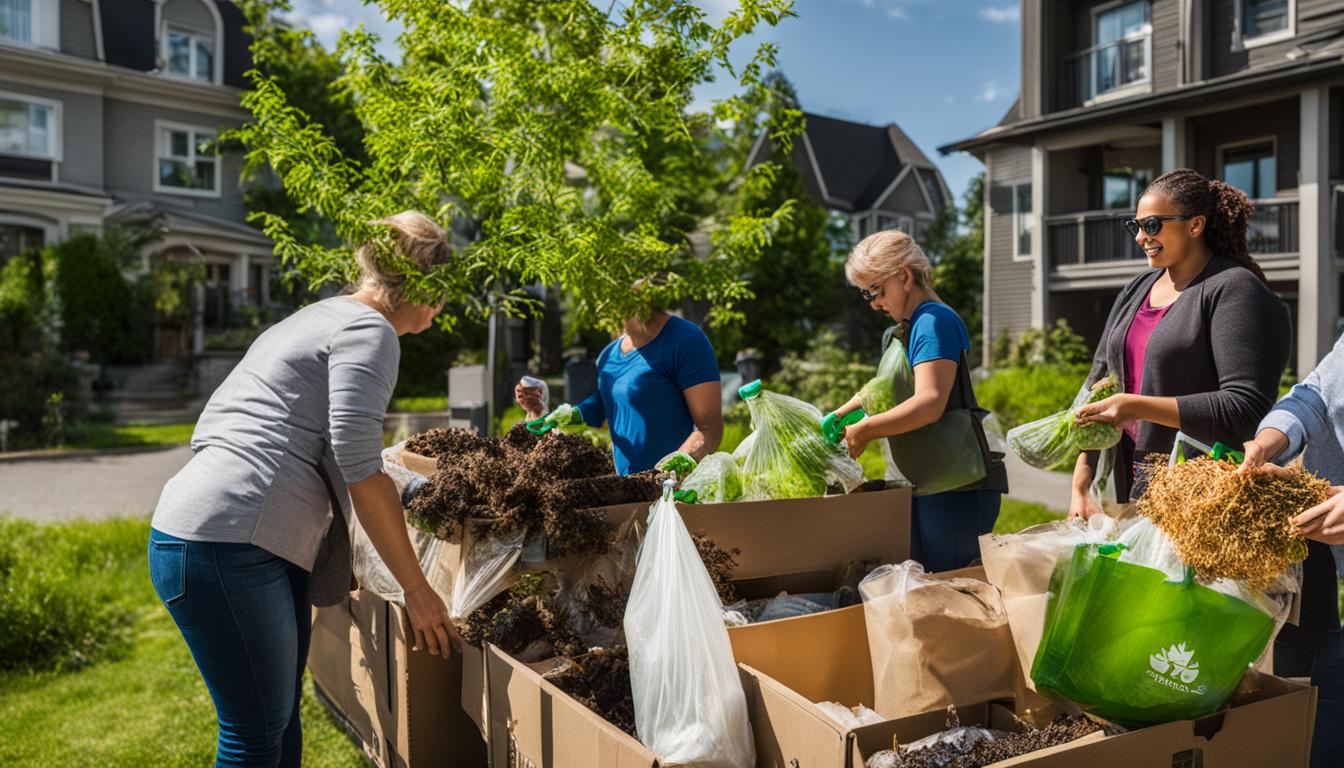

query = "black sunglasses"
[1123, 215, 1193, 237]
[858, 279, 885, 303]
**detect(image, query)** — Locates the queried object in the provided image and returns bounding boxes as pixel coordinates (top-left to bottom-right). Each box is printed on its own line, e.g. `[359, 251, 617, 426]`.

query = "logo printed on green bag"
[1147, 643, 1207, 693]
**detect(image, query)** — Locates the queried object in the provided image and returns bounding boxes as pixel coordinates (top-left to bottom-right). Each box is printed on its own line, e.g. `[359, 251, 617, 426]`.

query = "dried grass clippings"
[1137, 457, 1327, 588]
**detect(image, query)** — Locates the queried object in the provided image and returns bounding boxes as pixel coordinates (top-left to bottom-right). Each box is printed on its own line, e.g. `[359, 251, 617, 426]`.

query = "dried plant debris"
[459, 573, 578, 657]
[543, 646, 637, 737]
[402, 427, 658, 557]
[693, 531, 741, 604]
[865, 706, 1100, 768]
[1137, 457, 1328, 588]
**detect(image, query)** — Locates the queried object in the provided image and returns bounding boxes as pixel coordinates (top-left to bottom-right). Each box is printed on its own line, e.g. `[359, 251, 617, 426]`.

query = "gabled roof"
[799, 112, 943, 212]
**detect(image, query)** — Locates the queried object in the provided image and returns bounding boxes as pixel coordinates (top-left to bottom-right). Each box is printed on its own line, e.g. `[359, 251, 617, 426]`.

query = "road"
[0, 445, 193, 521]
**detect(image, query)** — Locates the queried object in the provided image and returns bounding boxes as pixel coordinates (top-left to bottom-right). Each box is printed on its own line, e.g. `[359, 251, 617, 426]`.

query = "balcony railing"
[1059, 31, 1151, 110]
[1047, 200, 1299, 270]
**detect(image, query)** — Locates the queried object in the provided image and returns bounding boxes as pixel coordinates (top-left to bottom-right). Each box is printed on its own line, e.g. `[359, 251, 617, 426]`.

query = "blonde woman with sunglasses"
[831, 229, 1006, 572]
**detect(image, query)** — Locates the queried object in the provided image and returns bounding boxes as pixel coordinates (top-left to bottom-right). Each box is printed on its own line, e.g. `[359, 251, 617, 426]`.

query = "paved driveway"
[0, 445, 193, 521]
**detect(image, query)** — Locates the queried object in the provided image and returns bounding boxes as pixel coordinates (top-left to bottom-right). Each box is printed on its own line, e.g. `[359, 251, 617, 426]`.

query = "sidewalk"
[0, 445, 193, 522]
[1003, 450, 1072, 511]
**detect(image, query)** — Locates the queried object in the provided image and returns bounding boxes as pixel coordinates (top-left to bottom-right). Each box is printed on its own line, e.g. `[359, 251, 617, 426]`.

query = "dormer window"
[166, 27, 214, 82]
[1236, 0, 1294, 48]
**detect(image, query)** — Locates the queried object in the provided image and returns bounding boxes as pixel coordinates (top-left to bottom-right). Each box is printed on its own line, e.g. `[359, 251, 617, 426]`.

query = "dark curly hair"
[1144, 168, 1266, 284]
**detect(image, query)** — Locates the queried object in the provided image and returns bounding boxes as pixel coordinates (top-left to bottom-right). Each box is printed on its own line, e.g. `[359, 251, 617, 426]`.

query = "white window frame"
[1234, 0, 1295, 51]
[1011, 181, 1033, 262]
[0, 89, 62, 162]
[1083, 0, 1153, 105]
[155, 0, 225, 86]
[1215, 135, 1278, 201]
[162, 25, 216, 83]
[0, 0, 57, 50]
[0, 0, 34, 46]
[152, 119, 220, 198]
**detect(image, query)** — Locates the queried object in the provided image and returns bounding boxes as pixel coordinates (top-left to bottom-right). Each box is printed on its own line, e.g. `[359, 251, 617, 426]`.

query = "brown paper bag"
[860, 562, 1019, 719]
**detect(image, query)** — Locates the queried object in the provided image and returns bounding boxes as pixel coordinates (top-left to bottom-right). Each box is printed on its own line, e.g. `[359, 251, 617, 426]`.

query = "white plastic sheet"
[624, 487, 754, 767]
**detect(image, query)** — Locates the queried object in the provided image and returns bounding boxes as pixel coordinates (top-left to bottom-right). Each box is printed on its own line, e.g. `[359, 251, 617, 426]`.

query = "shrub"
[989, 319, 1091, 369]
[48, 233, 152, 365]
[0, 517, 147, 672]
[768, 329, 876, 413]
[974, 364, 1090, 431]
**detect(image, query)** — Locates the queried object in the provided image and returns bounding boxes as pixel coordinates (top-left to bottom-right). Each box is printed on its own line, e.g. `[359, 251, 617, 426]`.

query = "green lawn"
[0, 517, 366, 768]
[390, 395, 449, 413]
[59, 422, 196, 451]
[994, 497, 1065, 534]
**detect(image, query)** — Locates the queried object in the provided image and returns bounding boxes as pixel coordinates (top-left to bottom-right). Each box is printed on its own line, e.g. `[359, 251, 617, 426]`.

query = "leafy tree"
[234, 0, 800, 334]
[48, 228, 160, 365]
[921, 172, 985, 352]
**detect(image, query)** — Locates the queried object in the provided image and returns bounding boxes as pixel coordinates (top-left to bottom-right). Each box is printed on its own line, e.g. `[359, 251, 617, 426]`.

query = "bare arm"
[348, 472, 459, 657]
[844, 360, 957, 458]
[1075, 393, 1182, 430]
[676, 381, 723, 460]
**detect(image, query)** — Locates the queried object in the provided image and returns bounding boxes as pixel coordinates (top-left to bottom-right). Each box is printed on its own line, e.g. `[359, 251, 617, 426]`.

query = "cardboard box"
[473, 487, 913, 767]
[309, 590, 487, 767]
[728, 583, 1318, 768]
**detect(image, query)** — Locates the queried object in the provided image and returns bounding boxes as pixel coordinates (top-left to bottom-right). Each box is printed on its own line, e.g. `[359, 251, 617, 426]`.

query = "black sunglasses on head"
[1123, 215, 1193, 237]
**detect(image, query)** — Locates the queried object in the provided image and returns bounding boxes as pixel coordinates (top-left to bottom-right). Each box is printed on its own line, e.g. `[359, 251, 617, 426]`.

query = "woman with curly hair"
[1069, 168, 1291, 512]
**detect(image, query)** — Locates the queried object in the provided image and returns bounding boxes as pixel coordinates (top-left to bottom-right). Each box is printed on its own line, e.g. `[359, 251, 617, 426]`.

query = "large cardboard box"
[310, 590, 488, 767]
[476, 487, 913, 767]
[729, 586, 1318, 768]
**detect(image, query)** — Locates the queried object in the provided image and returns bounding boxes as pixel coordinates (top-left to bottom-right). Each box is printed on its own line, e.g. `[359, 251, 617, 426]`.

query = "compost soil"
[867, 706, 1100, 768]
[543, 646, 638, 737]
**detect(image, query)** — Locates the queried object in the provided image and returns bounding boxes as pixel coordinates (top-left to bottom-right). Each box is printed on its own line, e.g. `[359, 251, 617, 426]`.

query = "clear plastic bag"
[814, 701, 885, 729]
[350, 443, 436, 604]
[734, 385, 864, 500]
[679, 452, 744, 503]
[624, 486, 755, 767]
[1006, 375, 1123, 469]
[448, 522, 528, 619]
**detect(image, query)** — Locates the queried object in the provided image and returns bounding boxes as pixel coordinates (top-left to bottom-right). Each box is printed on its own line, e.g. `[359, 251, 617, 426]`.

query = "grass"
[390, 395, 449, 413]
[994, 497, 1066, 534]
[58, 422, 195, 451]
[0, 517, 366, 768]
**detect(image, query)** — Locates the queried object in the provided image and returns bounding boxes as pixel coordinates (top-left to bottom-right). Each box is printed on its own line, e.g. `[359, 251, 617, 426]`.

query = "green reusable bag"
[861, 333, 987, 496]
[1031, 543, 1276, 726]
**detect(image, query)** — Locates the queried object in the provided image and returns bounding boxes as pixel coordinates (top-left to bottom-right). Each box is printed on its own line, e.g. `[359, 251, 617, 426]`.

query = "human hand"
[515, 382, 546, 420]
[1294, 487, 1344, 545]
[402, 579, 459, 657]
[843, 421, 870, 460]
[1074, 393, 1132, 427]
[1067, 485, 1102, 521]
[1238, 439, 1269, 473]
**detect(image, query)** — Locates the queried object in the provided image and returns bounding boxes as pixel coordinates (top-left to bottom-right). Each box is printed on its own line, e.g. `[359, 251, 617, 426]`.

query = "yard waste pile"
[859, 561, 1018, 719]
[732, 379, 865, 501]
[1137, 455, 1326, 588]
[863, 706, 1101, 768]
[624, 483, 755, 767]
[1005, 375, 1122, 469]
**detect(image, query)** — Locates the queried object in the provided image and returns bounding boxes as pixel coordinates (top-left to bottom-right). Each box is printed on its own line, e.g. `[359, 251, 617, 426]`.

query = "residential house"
[942, 0, 1344, 375]
[0, 0, 271, 355]
[749, 111, 953, 243]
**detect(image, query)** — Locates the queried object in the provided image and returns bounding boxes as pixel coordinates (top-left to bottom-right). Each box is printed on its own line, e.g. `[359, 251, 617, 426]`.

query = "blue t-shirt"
[576, 315, 720, 475]
[908, 301, 970, 366]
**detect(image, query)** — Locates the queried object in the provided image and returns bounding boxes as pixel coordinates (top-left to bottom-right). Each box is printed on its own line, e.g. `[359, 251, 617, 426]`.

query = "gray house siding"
[1189, 97, 1299, 196]
[1152, 0, 1180, 92]
[879, 173, 930, 216]
[163, 0, 218, 34]
[1022, 0, 1043, 120]
[0, 78, 104, 189]
[103, 98, 246, 221]
[986, 146, 1034, 341]
[59, 0, 99, 60]
[1211, 0, 1344, 79]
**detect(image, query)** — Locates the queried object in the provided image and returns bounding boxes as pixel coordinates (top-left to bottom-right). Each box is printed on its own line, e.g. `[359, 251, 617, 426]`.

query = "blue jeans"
[909, 488, 1002, 573]
[148, 528, 311, 768]
[1274, 629, 1344, 767]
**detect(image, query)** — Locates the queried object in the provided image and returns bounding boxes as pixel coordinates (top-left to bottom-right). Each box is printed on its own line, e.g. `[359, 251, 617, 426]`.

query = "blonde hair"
[354, 211, 452, 306]
[845, 229, 940, 300]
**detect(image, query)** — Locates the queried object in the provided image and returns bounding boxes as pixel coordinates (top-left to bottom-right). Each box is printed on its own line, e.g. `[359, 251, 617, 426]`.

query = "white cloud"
[978, 5, 1020, 23]
[307, 13, 348, 41]
[887, 7, 909, 19]
[977, 79, 1004, 102]
[286, 0, 404, 60]
[694, 0, 739, 23]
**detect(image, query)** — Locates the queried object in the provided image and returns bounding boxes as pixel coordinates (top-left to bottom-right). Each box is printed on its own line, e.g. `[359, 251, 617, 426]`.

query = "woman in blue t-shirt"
[831, 229, 1002, 571]
[515, 309, 723, 475]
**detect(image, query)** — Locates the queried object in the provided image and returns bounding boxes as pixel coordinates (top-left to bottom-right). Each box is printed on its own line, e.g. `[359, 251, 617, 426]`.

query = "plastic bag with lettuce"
[733, 381, 864, 501]
[1006, 375, 1123, 469]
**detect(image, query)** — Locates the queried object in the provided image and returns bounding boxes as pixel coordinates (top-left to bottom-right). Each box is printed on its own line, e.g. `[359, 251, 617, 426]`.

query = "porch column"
[1298, 87, 1334, 374]
[1031, 144, 1049, 328]
[233, 252, 249, 307]
[1161, 116, 1187, 172]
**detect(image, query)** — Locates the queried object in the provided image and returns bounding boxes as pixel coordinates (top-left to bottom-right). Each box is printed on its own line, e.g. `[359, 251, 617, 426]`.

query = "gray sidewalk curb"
[0, 444, 182, 463]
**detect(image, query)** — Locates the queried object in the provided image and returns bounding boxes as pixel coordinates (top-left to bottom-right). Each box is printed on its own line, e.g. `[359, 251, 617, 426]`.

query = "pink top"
[1122, 294, 1174, 441]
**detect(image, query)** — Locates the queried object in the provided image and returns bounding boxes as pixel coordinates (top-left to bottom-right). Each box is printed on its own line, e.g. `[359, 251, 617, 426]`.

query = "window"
[1102, 167, 1153, 210]
[1239, 0, 1292, 45]
[0, 96, 56, 159]
[1222, 143, 1275, 199]
[155, 122, 218, 195]
[0, 223, 43, 260]
[0, 0, 31, 43]
[165, 28, 215, 82]
[1090, 0, 1150, 97]
[1013, 183, 1033, 259]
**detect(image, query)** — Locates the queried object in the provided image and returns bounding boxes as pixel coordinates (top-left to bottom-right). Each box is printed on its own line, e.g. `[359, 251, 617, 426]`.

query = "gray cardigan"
[1085, 256, 1291, 501]
[153, 297, 399, 604]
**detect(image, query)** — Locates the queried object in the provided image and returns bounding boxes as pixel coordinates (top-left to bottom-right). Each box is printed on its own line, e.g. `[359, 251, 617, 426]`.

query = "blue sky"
[287, 0, 1022, 207]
